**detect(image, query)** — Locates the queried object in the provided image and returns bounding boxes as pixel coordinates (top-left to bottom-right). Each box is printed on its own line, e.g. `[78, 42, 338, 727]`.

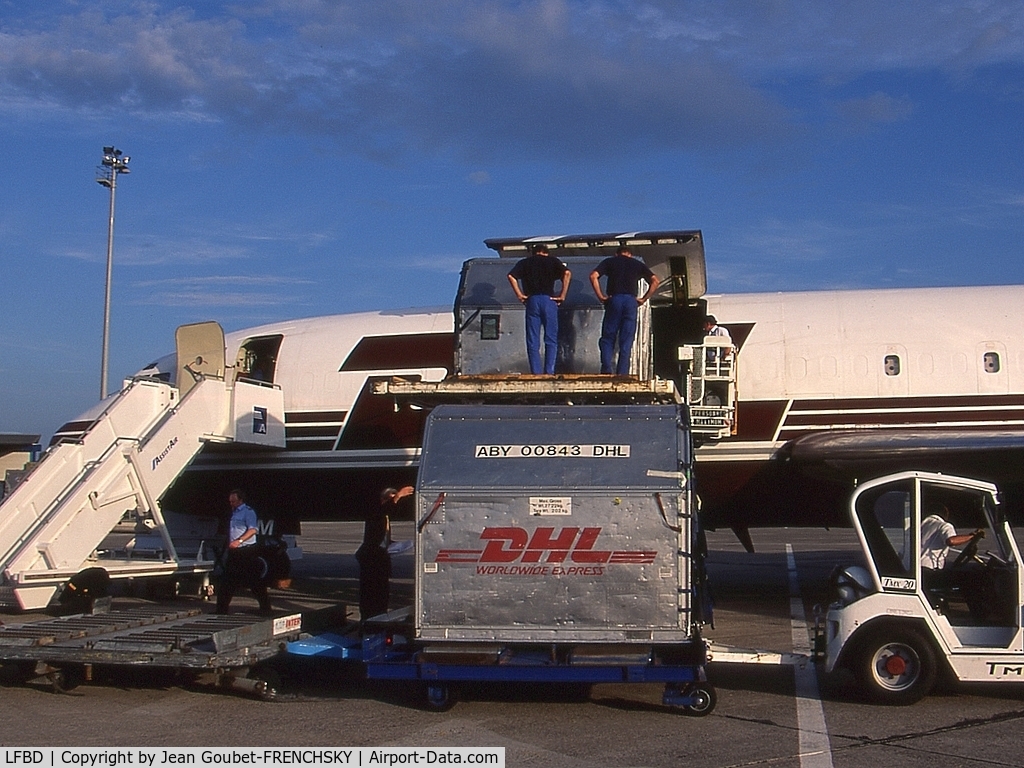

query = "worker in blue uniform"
[216, 489, 272, 615]
[589, 247, 661, 375]
[507, 244, 571, 374]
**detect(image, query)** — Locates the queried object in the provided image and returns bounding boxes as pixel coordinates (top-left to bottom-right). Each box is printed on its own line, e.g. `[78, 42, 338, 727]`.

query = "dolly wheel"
[423, 683, 457, 712]
[50, 666, 86, 694]
[683, 684, 717, 716]
[663, 682, 717, 715]
[248, 666, 282, 702]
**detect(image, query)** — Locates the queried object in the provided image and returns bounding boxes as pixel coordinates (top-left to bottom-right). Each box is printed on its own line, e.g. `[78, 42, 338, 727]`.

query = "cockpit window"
[137, 353, 176, 384]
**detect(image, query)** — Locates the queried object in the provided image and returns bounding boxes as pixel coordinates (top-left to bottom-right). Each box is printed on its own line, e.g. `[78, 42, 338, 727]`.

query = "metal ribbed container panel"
[415, 404, 692, 643]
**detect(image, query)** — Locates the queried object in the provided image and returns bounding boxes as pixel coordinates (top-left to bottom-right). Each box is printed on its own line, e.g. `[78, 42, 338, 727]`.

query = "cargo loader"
[288, 237, 758, 714]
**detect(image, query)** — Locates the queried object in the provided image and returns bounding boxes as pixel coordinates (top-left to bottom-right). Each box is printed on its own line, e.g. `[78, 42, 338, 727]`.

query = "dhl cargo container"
[414, 403, 707, 644]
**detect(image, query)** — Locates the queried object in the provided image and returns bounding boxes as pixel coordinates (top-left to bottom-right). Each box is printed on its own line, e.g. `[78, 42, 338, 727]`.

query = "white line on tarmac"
[787, 544, 835, 768]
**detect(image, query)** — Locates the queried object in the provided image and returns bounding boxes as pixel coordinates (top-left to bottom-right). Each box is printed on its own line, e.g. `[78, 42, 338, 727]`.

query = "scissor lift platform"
[0, 605, 301, 698]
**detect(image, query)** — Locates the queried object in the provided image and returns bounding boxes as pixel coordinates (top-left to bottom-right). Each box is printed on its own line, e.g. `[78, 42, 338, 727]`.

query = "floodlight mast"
[96, 146, 130, 400]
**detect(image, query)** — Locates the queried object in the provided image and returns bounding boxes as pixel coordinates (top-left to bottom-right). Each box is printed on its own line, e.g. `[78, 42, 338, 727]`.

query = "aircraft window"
[983, 352, 1001, 373]
[883, 354, 901, 376]
[480, 314, 500, 341]
[821, 356, 837, 379]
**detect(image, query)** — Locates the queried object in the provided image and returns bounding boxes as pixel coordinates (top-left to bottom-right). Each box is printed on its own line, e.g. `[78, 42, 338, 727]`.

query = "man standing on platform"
[507, 244, 571, 374]
[589, 247, 661, 375]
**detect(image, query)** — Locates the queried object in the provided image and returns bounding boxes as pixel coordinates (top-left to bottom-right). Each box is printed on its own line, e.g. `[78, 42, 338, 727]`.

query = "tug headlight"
[829, 565, 874, 606]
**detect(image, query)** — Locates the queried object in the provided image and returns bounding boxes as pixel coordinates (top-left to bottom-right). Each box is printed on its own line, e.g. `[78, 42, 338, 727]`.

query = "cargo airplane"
[48, 233, 1024, 550]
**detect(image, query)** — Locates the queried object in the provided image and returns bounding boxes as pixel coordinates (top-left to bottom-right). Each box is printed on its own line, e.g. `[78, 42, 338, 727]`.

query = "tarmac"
[3, 523, 1024, 768]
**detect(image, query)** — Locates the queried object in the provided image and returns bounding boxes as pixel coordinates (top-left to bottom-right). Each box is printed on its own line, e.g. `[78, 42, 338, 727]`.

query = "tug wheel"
[856, 626, 937, 705]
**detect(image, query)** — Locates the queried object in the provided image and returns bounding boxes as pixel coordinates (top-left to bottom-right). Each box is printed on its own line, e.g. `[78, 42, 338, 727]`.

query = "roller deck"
[0, 605, 301, 697]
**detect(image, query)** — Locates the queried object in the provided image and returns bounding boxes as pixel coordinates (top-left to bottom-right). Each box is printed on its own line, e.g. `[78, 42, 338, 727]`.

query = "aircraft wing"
[699, 427, 1024, 552]
[781, 428, 1024, 483]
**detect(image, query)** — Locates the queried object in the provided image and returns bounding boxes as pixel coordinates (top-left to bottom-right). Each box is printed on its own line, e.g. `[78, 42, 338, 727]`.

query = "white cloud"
[833, 91, 914, 126]
[130, 274, 314, 307]
[0, 2, 1021, 160]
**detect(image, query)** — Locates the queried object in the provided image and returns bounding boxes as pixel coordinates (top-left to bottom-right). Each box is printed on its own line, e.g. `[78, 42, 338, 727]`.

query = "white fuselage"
[704, 284, 1023, 457]
[714, 285, 1019, 402]
[250, 285, 1024, 451]
[50, 284, 1024, 529]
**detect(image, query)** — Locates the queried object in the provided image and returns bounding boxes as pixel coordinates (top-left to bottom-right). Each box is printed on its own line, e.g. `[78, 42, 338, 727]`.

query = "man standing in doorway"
[507, 244, 571, 374]
[589, 247, 661, 375]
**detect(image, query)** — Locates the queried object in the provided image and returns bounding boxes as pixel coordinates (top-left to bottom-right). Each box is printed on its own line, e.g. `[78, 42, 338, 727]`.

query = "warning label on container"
[529, 497, 571, 516]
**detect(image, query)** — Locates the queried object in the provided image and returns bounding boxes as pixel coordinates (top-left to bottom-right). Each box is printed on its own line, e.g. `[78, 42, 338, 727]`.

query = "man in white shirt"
[702, 315, 729, 338]
[920, 507, 982, 570]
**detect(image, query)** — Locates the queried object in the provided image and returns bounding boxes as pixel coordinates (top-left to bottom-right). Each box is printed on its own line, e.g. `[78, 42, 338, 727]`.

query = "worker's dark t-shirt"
[594, 256, 655, 296]
[509, 255, 568, 297]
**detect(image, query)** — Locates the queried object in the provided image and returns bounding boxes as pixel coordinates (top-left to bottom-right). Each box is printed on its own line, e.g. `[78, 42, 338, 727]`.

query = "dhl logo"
[435, 526, 657, 565]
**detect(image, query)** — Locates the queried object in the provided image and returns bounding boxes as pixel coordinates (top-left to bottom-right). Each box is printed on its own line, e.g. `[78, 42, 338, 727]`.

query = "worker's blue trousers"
[525, 294, 558, 374]
[599, 294, 638, 375]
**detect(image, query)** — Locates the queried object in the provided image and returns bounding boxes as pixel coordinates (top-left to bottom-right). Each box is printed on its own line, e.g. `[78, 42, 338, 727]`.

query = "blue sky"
[2, 1, 1023, 438]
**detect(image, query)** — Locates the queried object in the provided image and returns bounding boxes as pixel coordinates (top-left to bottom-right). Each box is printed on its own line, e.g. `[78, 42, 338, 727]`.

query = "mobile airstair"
[0, 322, 285, 611]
